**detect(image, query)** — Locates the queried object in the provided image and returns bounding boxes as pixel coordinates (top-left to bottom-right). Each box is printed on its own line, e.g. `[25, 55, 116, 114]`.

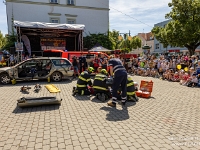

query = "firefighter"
[93, 69, 111, 102]
[107, 57, 127, 107]
[117, 76, 139, 102]
[72, 67, 94, 96]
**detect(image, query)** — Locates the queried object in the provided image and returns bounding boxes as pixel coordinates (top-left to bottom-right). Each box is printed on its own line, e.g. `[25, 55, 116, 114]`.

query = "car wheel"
[0, 74, 11, 84]
[51, 72, 62, 82]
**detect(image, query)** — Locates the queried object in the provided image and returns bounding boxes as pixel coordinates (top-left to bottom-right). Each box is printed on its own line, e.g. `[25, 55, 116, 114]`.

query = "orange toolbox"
[136, 80, 153, 98]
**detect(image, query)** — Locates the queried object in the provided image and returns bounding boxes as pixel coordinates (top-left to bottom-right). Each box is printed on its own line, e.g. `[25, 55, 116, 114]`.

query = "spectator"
[72, 56, 80, 77]
[93, 55, 100, 72]
[79, 53, 86, 72]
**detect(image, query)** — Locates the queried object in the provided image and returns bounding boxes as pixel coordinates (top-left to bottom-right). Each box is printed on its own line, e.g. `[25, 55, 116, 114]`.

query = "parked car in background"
[0, 57, 74, 84]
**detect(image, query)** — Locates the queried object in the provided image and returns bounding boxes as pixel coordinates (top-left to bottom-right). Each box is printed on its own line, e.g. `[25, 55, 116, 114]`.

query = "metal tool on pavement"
[34, 84, 41, 93]
[20, 86, 31, 93]
[17, 96, 62, 107]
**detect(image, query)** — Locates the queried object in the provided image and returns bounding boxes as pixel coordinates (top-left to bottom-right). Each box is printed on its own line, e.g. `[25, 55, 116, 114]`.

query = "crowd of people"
[72, 53, 200, 88]
[121, 54, 200, 88]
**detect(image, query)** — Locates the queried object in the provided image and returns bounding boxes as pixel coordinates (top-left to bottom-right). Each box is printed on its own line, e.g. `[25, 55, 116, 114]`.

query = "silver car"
[0, 57, 74, 84]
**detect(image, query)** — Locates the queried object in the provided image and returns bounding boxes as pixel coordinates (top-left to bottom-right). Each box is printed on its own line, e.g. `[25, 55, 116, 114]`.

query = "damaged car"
[0, 57, 74, 84]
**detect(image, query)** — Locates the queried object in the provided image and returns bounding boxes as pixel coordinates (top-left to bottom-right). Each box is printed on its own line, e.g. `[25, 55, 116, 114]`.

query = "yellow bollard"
[47, 77, 50, 83]
[11, 79, 16, 85]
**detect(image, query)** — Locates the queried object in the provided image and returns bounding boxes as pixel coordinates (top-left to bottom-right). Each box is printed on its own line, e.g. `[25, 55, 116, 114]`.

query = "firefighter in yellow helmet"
[93, 69, 111, 101]
[72, 67, 94, 96]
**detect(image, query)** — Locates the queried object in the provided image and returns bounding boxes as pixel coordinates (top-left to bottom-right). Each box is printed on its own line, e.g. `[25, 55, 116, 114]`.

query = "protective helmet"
[88, 67, 94, 73]
[101, 69, 108, 75]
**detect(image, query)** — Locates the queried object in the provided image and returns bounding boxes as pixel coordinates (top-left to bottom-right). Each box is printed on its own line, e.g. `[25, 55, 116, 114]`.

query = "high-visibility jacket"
[127, 76, 135, 96]
[76, 71, 92, 89]
[118, 76, 135, 96]
[93, 73, 108, 91]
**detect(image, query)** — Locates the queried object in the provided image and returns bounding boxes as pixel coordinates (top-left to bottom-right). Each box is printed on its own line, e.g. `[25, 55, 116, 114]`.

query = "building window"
[156, 44, 159, 49]
[67, 19, 76, 24]
[67, 0, 75, 5]
[50, 0, 58, 3]
[50, 18, 60, 23]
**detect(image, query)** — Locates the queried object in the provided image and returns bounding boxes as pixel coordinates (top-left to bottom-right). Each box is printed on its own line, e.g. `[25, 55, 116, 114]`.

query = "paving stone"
[0, 77, 199, 149]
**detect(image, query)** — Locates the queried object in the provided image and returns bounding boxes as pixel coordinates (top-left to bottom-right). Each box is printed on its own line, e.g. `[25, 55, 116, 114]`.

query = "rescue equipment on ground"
[45, 84, 60, 93]
[136, 80, 153, 98]
[34, 84, 42, 93]
[17, 96, 62, 107]
[11, 79, 16, 85]
[47, 77, 50, 82]
[20, 86, 31, 93]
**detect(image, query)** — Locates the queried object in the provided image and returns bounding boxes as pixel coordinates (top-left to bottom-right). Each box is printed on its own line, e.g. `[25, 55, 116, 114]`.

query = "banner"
[15, 42, 23, 52]
[41, 38, 66, 50]
[21, 35, 31, 56]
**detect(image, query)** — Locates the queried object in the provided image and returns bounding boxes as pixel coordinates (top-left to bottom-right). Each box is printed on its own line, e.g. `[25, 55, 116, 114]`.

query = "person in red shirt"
[171, 72, 180, 82]
[180, 73, 189, 85]
[93, 55, 100, 72]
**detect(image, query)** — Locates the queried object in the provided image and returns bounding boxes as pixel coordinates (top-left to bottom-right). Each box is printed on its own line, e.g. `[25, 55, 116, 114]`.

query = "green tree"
[120, 35, 142, 53]
[3, 13, 17, 51]
[152, 0, 200, 55]
[108, 30, 123, 49]
[83, 33, 113, 50]
[0, 31, 6, 50]
[3, 34, 17, 51]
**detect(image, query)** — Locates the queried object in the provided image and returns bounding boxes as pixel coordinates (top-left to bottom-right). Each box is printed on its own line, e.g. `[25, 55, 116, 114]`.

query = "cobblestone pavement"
[0, 76, 200, 150]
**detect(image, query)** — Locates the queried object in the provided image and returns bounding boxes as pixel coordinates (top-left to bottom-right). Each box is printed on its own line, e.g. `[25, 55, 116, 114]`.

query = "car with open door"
[0, 57, 74, 84]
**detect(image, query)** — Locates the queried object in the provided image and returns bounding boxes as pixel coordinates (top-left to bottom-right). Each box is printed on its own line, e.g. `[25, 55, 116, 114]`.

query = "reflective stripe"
[127, 77, 132, 81]
[96, 74, 105, 77]
[77, 84, 87, 87]
[127, 92, 135, 95]
[81, 90, 84, 95]
[121, 96, 127, 99]
[113, 65, 121, 70]
[93, 86, 107, 91]
[86, 78, 91, 82]
[94, 77, 104, 81]
[79, 76, 87, 81]
[127, 82, 134, 87]
[79, 76, 91, 82]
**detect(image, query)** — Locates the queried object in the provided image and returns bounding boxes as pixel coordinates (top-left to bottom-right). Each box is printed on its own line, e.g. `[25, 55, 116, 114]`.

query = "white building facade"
[154, 20, 200, 55]
[6, 0, 109, 36]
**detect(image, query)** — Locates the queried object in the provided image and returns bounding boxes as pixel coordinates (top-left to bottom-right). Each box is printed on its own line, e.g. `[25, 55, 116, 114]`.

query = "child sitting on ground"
[187, 74, 198, 87]
[162, 69, 169, 80]
[145, 68, 151, 77]
[180, 72, 190, 85]
[171, 72, 180, 82]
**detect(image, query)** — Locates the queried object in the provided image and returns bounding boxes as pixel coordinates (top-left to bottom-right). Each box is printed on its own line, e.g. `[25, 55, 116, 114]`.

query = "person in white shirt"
[187, 74, 198, 87]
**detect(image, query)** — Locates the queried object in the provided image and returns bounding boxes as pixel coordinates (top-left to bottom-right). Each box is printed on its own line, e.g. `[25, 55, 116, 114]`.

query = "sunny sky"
[0, 0, 172, 36]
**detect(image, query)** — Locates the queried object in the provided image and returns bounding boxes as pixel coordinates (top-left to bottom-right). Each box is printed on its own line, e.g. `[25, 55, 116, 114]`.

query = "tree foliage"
[0, 31, 6, 50]
[3, 34, 17, 51]
[120, 36, 142, 53]
[151, 0, 200, 55]
[83, 32, 113, 50]
[83, 30, 142, 53]
[108, 30, 123, 49]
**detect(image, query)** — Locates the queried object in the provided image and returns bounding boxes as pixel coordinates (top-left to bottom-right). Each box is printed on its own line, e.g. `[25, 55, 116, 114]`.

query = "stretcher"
[17, 96, 62, 108]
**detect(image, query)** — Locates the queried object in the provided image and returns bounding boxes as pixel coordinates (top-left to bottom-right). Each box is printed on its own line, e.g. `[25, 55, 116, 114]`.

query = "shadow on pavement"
[91, 97, 109, 103]
[73, 95, 91, 101]
[12, 104, 60, 114]
[100, 102, 136, 121]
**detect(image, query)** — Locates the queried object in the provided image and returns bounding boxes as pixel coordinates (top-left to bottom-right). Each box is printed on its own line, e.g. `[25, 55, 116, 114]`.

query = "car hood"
[0, 67, 11, 72]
